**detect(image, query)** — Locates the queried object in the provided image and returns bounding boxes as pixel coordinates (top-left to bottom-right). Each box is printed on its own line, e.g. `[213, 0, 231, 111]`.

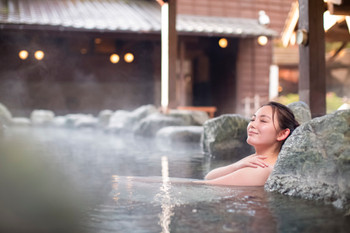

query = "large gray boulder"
[107, 105, 158, 134]
[265, 110, 350, 213]
[156, 126, 203, 144]
[287, 101, 312, 124]
[201, 114, 255, 161]
[168, 109, 209, 125]
[30, 110, 55, 126]
[134, 113, 191, 137]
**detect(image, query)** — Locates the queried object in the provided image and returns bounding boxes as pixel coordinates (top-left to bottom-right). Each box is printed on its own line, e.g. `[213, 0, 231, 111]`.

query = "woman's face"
[246, 106, 281, 147]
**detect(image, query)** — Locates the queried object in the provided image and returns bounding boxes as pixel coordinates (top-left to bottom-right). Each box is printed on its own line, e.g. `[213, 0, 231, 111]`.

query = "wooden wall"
[235, 38, 273, 116]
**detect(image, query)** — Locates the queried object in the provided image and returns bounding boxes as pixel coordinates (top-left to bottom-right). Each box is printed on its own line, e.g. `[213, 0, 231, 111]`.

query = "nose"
[248, 120, 256, 129]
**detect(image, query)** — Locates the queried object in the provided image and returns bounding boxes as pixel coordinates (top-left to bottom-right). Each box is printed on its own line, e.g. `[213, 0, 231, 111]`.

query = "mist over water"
[1, 126, 349, 233]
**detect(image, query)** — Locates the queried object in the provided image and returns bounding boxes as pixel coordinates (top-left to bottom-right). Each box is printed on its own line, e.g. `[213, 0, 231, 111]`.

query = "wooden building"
[0, 0, 293, 117]
[279, 0, 350, 116]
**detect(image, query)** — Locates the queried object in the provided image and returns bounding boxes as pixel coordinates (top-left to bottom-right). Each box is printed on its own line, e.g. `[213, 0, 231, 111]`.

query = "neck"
[254, 144, 281, 165]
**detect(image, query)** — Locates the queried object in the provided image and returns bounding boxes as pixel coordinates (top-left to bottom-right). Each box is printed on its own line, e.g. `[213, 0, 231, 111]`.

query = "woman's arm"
[204, 155, 268, 180]
[198, 165, 273, 186]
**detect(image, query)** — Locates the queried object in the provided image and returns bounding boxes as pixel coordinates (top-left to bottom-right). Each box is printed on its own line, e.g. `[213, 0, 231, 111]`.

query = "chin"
[246, 138, 254, 146]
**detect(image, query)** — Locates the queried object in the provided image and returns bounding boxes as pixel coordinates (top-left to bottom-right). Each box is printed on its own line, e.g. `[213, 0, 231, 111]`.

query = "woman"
[198, 101, 299, 186]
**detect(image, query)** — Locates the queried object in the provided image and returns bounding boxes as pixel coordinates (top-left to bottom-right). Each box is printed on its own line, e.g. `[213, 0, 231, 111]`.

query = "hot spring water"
[1, 127, 349, 233]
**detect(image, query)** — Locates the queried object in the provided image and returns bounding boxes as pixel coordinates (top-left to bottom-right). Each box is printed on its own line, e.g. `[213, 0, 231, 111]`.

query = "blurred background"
[0, 0, 349, 117]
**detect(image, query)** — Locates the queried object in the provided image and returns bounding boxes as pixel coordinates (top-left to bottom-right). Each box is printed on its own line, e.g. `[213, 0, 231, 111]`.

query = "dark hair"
[263, 101, 299, 144]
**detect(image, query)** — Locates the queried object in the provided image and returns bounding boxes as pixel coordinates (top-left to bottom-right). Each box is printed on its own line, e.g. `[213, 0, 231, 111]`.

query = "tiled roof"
[0, 0, 277, 37]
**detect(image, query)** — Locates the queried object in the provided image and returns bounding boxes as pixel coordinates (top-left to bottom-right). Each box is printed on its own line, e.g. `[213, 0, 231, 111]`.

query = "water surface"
[1, 127, 349, 233]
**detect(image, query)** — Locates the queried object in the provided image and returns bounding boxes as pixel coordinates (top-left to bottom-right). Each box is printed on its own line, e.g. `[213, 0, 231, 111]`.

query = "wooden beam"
[328, 0, 350, 15]
[160, 0, 177, 111]
[298, 0, 326, 117]
[168, 0, 178, 108]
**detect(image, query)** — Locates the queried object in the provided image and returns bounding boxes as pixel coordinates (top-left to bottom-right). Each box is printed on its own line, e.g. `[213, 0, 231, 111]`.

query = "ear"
[277, 128, 290, 142]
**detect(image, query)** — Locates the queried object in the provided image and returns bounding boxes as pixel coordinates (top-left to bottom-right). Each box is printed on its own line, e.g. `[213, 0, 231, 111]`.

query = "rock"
[168, 109, 209, 125]
[73, 115, 98, 129]
[107, 110, 130, 133]
[107, 105, 158, 134]
[30, 110, 55, 126]
[338, 103, 350, 111]
[201, 114, 255, 161]
[0, 102, 12, 125]
[11, 117, 31, 127]
[64, 114, 97, 129]
[265, 110, 350, 213]
[156, 126, 203, 144]
[98, 109, 113, 127]
[134, 113, 189, 137]
[130, 104, 159, 121]
[287, 101, 312, 124]
[52, 116, 68, 128]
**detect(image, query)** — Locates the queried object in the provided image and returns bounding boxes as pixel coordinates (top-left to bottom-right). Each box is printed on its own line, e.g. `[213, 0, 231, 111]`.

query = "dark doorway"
[192, 37, 238, 115]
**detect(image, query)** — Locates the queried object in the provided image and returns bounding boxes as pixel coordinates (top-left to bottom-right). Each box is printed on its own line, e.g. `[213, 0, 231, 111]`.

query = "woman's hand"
[204, 155, 269, 180]
[234, 155, 269, 170]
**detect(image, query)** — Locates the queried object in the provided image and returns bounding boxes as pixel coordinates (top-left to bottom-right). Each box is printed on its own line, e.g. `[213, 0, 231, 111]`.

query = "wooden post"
[178, 40, 186, 106]
[298, 0, 326, 117]
[160, 0, 177, 111]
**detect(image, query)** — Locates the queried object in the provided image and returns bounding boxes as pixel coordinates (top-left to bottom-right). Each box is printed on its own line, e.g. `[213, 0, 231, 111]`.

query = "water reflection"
[111, 175, 120, 202]
[1, 127, 349, 233]
[158, 156, 173, 233]
[102, 176, 278, 233]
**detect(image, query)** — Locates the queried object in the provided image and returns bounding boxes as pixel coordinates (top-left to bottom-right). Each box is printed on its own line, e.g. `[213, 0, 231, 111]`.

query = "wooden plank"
[298, 0, 326, 117]
[327, 0, 350, 15]
[168, 0, 178, 108]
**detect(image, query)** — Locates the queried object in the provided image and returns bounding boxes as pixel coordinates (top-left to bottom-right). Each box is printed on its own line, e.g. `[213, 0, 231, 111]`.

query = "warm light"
[323, 10, 344, 32]
[18, 50, 28, 60]
[80, 48, 87, 54]
[339, 50, 346, 58]
[124, 53, 134, 63]
[278, 86, 283, 92]
[218, 38, 228, 48]
[110, 54, 120, 64]
[257, 36, 268, 46]
[94, 38, 102, 44]
[34, 50, 44, 60]
[290, 32, 296, 45]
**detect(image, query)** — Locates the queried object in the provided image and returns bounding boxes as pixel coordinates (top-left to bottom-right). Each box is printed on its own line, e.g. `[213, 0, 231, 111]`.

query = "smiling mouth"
[248, 131, 258, 135]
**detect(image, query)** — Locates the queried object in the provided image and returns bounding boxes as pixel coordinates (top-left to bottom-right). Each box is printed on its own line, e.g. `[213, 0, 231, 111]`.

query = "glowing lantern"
[257, 36, 268, 46]
[34, 50, 44, 60]
[124, 53, 134, 63]
[110, 54, 120, 64]
[18, 50, 28, 60]
[218, 38, 228, 48]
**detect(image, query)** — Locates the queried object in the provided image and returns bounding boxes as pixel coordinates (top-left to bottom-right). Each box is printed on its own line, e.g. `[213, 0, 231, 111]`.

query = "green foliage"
[326, 92, 344, 114]
[276, 92, 345, 114]
[275, 93, 299, 106]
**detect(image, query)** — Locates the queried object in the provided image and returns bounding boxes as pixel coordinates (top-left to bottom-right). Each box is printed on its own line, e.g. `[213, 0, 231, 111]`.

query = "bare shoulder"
[201, 165, 273, 186]
[236, 165, 273, 176]
[229, 166, 273, 186]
